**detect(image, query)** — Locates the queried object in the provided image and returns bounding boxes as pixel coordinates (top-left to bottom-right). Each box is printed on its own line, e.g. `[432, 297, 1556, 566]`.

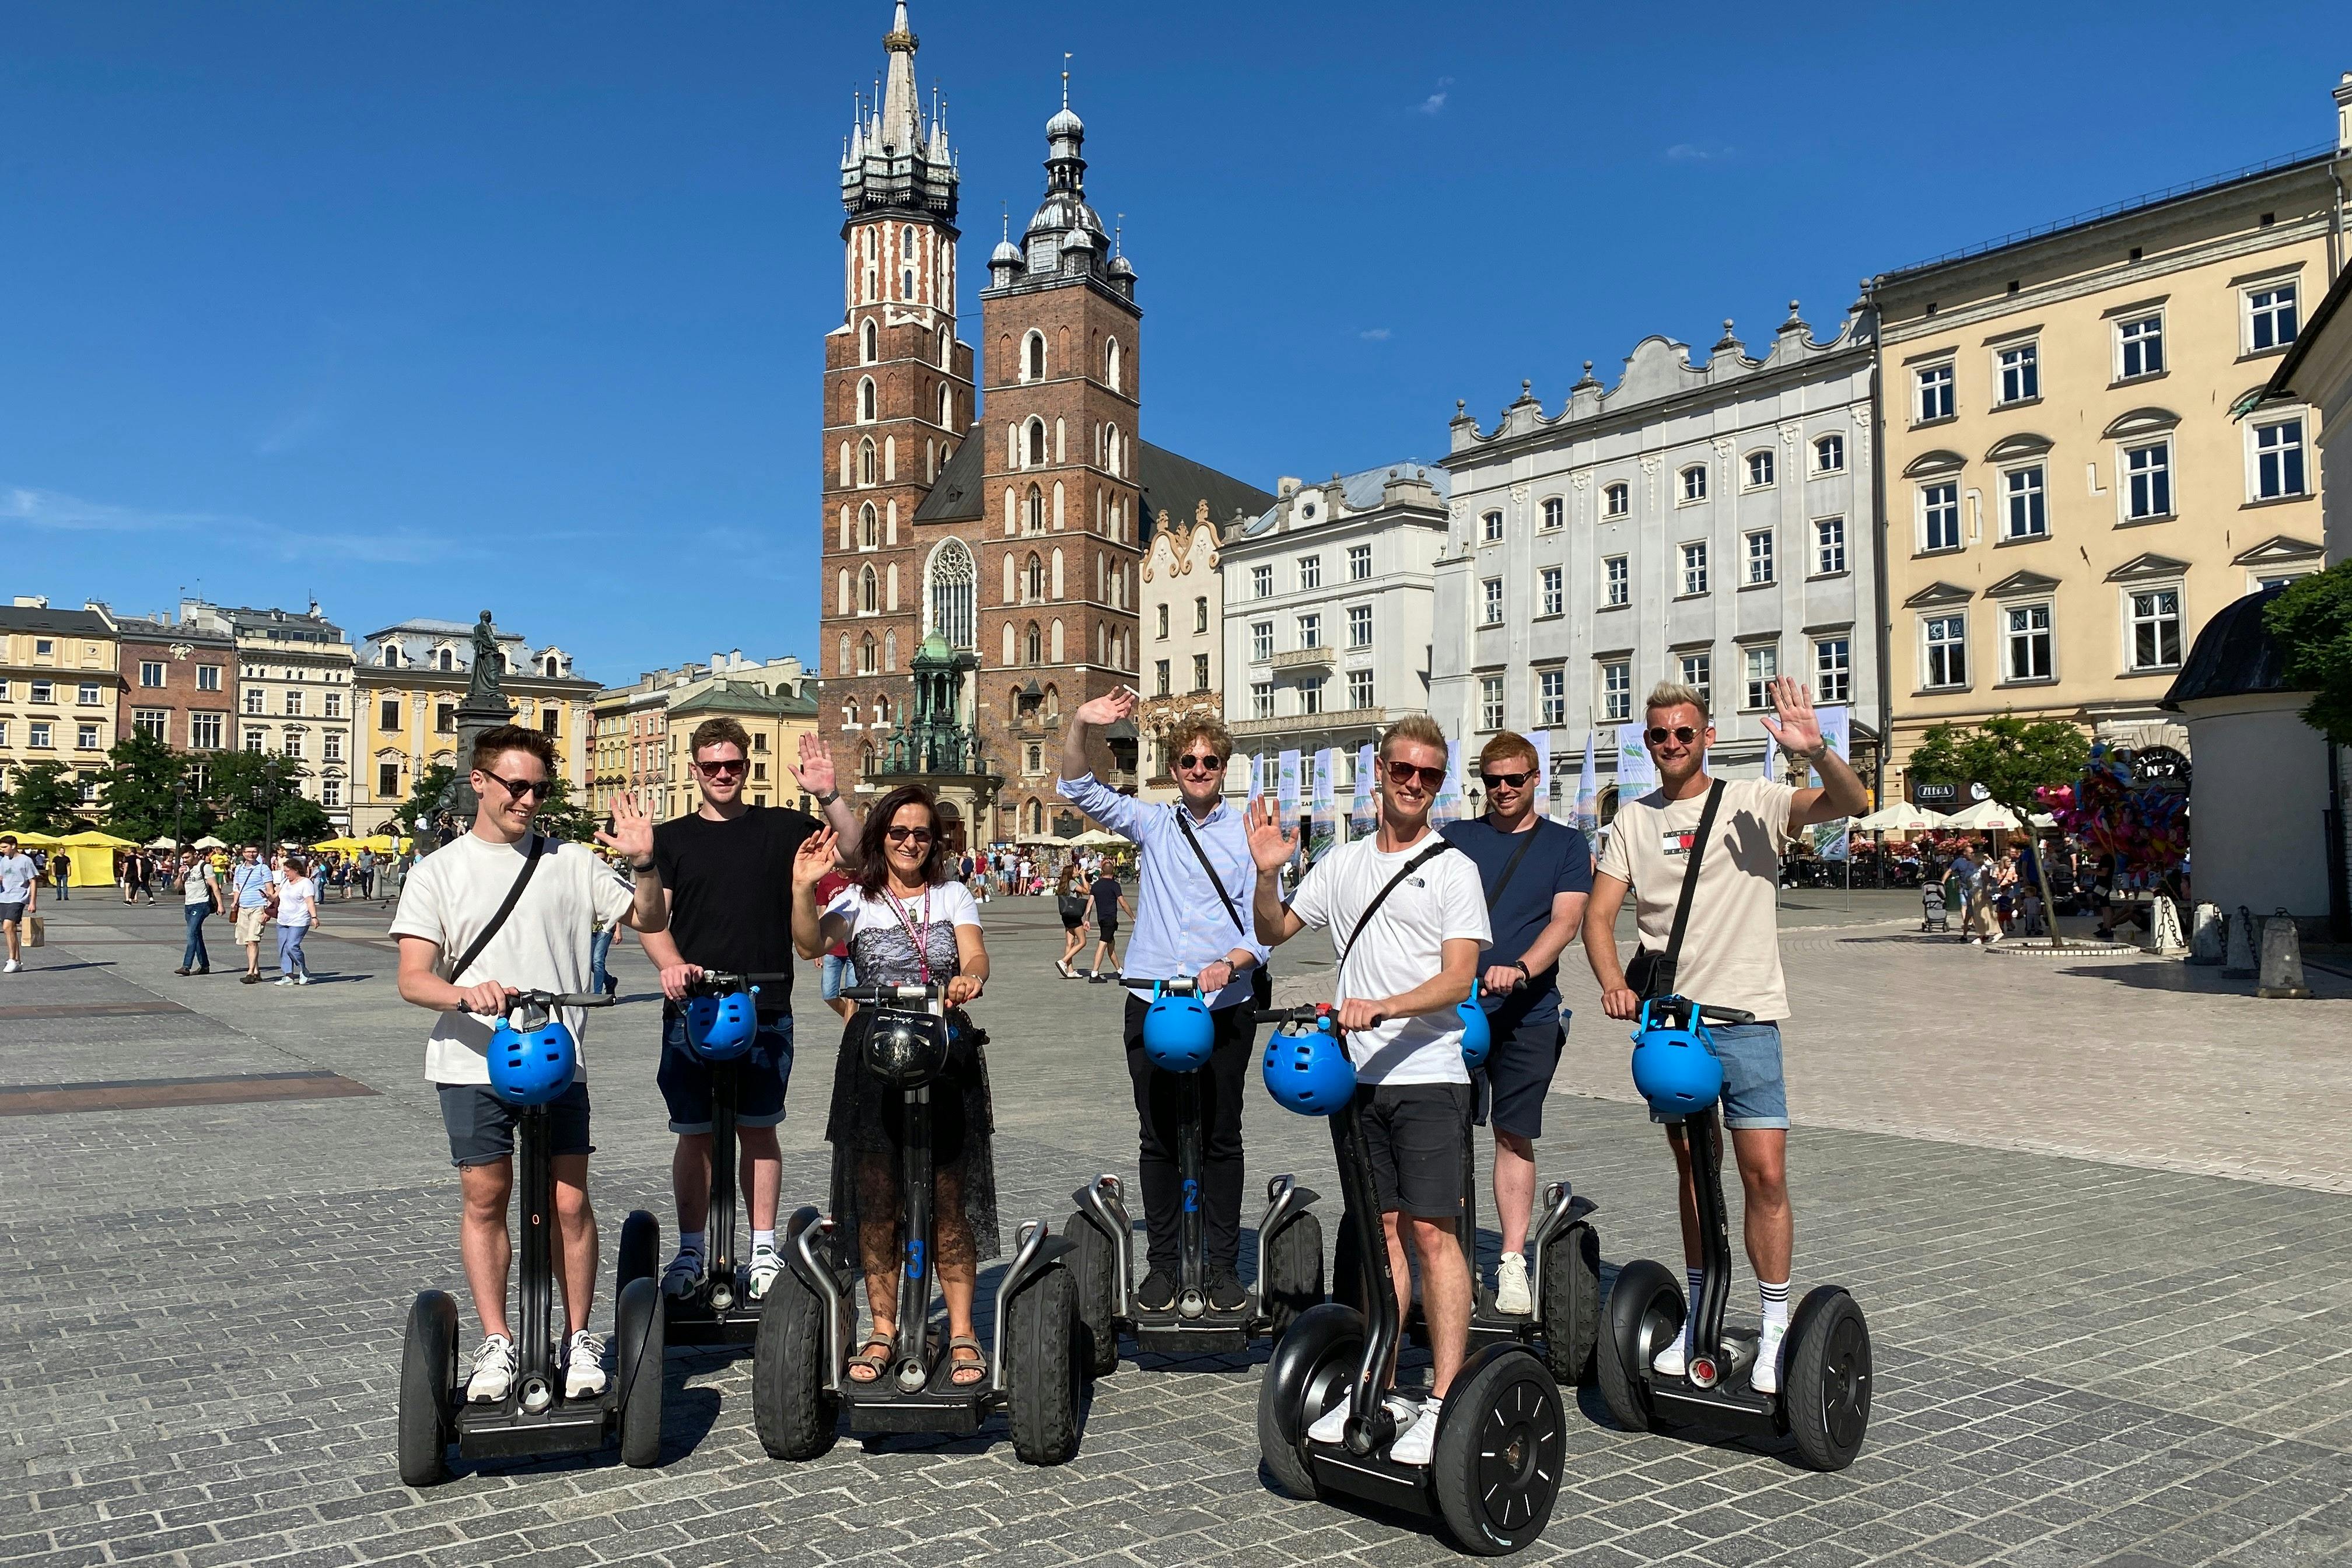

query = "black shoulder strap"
[1173, 804, 1249, 937]
[1660, 781, 1726, 974]
[450, 834, 546, 983]
[1482, 821, 1545, 914]
[1338, 838, 1457, 970]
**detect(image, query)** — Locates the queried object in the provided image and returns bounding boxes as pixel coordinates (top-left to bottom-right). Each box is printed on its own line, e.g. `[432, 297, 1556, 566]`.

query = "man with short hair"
[1250, 713, 1489, 1466]
[0, 834, 40, 974]
[1581, 678, 1866, 1395]
[1059, 689, 1268, 1312]
[636, 720, 860, 1303]
[393, 724, 670, 1404]
[1440, 732, 1592, 1315]
[230, 844, 274, 984]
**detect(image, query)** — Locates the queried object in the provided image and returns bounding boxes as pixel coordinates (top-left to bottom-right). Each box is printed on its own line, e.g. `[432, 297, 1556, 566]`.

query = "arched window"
[1051, 547, 1065, 599]
[1026, 484, 1044, 535]
[1027, 332, 1046, 380]
[860, 743, 876, 777]
[1050, 618, 1065, 662]
[838, 634, 850, 676]
[884, 436, 895, 481]
[1043, 684, 1059, 718]
[900, 225, 917, 300]
[1027, 419, 1046, 467]
[1024, 622, 1042, 664]
[939, 384, 953, 428]
[837, 568, 851, 612]
[1107, 337, 1122, 392]
[939, 326, 952, 369]
[859, 437, 876, 487]
[884, 629, 897, 671]
[542, 654, 560, 677]
[380, 642, 401, 667]
[1025, 552, 1044, 601]
[860, 565, 878, 613]
[1679, 464, 1707, 502]
[860, 503, 878, 549]
[861, 318, 877, 363]
[928, 538, 977, 650]
[1105, 424, 1121, 477]
[858, 634, 877, 674]
[1024, 797, 1044, 834]
[1604, 482, 1629, 517]
[859, 377, 876, 422]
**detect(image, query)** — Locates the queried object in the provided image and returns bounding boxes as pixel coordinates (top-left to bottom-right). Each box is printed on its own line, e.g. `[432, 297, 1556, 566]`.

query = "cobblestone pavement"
[2, 890, 2347, 1567]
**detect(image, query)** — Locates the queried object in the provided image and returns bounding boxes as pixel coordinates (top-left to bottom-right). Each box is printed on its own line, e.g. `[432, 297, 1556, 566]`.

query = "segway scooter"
[657, 970, 793, 1349]
[398, 991, 666, 1486]
[1595, 996, 1871, 1471]
[1256, 1004, 1565, 1556]
[1065, 976, 1324, 1371]
[753, 980, 1085, 1465]
[1332, 984, 1602, 1386]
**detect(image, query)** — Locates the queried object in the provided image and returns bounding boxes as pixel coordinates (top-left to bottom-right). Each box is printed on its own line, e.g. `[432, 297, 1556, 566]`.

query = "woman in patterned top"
[790, 785, 998, 1387]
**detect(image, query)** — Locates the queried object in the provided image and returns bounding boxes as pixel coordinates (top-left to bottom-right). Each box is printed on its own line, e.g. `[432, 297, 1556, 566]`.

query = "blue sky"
[4, 2, 2341, 682]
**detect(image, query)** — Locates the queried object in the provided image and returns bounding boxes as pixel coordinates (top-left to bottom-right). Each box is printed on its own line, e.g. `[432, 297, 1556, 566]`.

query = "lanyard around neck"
[880, 883, 933, 984]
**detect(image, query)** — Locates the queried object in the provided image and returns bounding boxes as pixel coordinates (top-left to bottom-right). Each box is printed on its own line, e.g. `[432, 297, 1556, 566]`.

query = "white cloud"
[1, 486, 216, 533]
[2, 481, 472, 566]
[1358, 327, 1392, 342]
[1415, 77, 1454, 116]
[1664, 141, 1736, 162]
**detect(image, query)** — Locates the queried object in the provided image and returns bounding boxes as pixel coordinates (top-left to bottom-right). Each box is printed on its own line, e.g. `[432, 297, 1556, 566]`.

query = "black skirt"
[823, 1007, 1000, 1264]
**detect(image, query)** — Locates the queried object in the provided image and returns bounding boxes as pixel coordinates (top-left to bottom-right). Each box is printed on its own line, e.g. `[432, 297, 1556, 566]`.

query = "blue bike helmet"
[1628, 1001, 1723, 1117]
[1261, 1018, 1356, 1116]
[1457, 979, 1492, 1070]
[488, 1014, 579, 1106]
[1142, 985, 1215, 1072]
[684, 989, 758, 1061]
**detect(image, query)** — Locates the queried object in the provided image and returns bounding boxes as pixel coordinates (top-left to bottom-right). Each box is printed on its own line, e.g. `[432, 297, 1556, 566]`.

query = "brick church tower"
[817, 3, 975, 776]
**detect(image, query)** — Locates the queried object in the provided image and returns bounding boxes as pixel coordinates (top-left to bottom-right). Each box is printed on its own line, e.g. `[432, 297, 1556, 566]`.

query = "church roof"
[2163, 584, 2298, 708]
[910, 432, 989, 522]
[909, 435, 1271, 540]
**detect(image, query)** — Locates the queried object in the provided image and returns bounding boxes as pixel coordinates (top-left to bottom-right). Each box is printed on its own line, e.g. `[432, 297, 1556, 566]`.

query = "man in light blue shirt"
[1059, 687, 1267, 1312]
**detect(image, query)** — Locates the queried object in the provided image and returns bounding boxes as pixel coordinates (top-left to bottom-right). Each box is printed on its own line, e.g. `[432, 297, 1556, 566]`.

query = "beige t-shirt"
[1596, 777, 1797, 1022]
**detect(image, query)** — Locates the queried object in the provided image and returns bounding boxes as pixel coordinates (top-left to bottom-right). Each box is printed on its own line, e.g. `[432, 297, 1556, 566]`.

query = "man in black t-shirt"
[638, 716, 860, 1301]
[1086, 867, 1132, 982]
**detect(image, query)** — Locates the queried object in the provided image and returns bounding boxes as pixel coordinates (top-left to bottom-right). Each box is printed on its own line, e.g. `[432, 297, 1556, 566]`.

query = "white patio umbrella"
[191, 835, 228, 849]
[1853, 803, 1939, 834]
[146, 836, 178, 850]
[1944, 798, 2025, 832]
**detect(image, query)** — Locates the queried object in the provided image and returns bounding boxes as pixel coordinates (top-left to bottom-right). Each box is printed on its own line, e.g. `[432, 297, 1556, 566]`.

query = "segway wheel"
[1063, 1209, 1120, 1378]
[1006, 1265, 1082, 1466]
[397, 1290, 458, 1488]
[1255, 1302, 1362, 1502]
[1434, 1348, 1564, 1556]
[752, 1263, 839, 1460]
[614, 1277, 665, 1468]
[1595, 1259, 1683, 1435]
[617, 1209, 660, 1297]
[1261, 1209, 1325, 1340]
[1538, 1221, 1600, 1387]
[1783, 1287, 1871, 1471]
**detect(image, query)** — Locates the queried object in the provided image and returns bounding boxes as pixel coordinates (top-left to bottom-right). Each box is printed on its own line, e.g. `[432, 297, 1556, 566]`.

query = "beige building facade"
[177, 601, 359, 827]
[1136, 500, 1226, 801]
[1873, 94, 2347, 802]
[589, 653, 813, 820]
[0, 598, 120, 812]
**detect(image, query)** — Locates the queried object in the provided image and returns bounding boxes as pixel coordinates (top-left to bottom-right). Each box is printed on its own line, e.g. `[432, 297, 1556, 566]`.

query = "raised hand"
[594, 792, 655, 865]
[1757, 676, 1822, 757]
[789, 732, 837, 796]
[792, 827, 839, 889]
[1073, 687, 1136, 727]
[1246, 797, 1297, 874]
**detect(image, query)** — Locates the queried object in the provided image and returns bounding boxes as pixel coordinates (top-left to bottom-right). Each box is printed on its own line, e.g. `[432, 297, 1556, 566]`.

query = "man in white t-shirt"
[0, 834, 40, 974]
[1581, 678, 1866, 1394]
[393, 724, 670, 1406]
[1250, 713, 1489, 1468]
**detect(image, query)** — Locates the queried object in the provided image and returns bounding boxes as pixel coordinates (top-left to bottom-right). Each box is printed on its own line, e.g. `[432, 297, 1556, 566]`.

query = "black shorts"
[657, 1011, 793, 1135]
[1097, 918, 1119, 943]
[1336, 1082, 1472, 1219]
[438, 1080, 593, 1168]
[1471, 1001, 1568, 1140]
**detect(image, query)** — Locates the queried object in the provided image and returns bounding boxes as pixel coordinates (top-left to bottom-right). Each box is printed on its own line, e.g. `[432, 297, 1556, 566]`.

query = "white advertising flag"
[1614, 722, 1658, 794]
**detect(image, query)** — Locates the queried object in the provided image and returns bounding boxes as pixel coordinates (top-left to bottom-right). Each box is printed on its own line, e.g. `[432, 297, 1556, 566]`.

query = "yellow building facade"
[0, 600, 120, 812]
[1873, 118, 2344, 801]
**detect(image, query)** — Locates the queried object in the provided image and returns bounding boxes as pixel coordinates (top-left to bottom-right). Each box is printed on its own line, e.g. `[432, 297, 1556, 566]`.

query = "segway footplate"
[454, 1396, 612, 1460]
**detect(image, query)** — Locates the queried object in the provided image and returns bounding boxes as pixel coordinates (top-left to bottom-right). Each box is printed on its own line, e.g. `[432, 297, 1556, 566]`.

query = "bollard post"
[2187, 901, 2224, 965]
[2221, 905, 2259, 980]
[2255, 909, 2314, 1000]
[2148, 896, 2188, 957]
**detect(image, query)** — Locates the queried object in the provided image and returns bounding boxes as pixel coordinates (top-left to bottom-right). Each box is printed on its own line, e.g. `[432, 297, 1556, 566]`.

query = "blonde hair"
[1378, 712, 1448, 760]
[1644, 681, 1710, 724]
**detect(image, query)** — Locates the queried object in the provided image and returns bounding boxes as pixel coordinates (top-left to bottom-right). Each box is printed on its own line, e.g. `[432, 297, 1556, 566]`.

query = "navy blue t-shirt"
[1440, 817, 1595, 1014]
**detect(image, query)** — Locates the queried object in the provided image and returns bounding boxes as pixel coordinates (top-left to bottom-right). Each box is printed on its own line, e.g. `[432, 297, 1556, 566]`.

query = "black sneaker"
[1135, 1269, 1177, 1312]
[1206, 1269, 1249, 1312]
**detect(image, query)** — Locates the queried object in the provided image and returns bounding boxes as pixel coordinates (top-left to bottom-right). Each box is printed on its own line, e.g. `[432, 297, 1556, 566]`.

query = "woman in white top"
[790, 785, 996, 1387]
[273, 853, 320, 985]
[175, 849, 222, 976]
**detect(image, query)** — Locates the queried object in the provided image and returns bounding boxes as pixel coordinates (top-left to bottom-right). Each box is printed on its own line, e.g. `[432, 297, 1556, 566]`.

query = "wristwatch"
[816, 788, 839, 805]
[1511, 960, 1531, 980]
[629, 859, 656, 874]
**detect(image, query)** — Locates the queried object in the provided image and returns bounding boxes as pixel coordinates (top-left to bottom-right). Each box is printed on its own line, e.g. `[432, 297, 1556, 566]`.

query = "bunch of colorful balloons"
[2036, 744, 2190, 881]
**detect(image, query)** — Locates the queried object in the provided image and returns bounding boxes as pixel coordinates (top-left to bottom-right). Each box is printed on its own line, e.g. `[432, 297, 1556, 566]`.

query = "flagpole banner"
[1614, 723, 1657, 794]
[1573, 730, 1600, 850]
[1804, 705, 1852, 789]
[1433, 738, 1465, 821]
[1276, 749, 1302, 817]
[1532, 729, 1556, 818]
[1247, 754, 1265, 803]
[1311, 748, 1336, 829]
[1350, 741, 1376, 832]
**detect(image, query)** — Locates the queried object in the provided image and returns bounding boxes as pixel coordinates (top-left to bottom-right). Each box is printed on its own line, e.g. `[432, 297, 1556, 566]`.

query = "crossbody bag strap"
[449, 834, 546, 985]
[1483, 821, 1545, 914]
[1337, 838, 1457, 971]
[1658, 780, 1726, 975]
[1173, 805, 1249, 937]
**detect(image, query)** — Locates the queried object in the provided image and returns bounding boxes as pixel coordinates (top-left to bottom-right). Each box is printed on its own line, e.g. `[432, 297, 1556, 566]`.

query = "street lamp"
[171, 780, 187, 851]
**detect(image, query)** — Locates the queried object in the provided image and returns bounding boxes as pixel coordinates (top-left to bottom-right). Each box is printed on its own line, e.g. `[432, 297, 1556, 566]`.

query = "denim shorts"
[657, 1011, 793, 1135]
[1648, 1021, 1789, 1131]
[820, 953, 856, 1002]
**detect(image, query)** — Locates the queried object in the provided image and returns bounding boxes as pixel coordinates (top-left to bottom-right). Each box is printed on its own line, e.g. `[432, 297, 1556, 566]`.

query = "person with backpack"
[1058, 687, 1267, 1314]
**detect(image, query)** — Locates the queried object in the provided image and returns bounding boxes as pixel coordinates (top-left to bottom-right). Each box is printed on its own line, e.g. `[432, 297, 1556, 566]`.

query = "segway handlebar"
[1256, 1002, 1384, 1031]
[1698, 1003, 1756, 1025]
[1640, 994, 1757, 1029]
[503, 990, 620, 1011]
[685, 969, 794, 994]
[1126, 975, 1200, 995]
[841, 981, 949, 1003]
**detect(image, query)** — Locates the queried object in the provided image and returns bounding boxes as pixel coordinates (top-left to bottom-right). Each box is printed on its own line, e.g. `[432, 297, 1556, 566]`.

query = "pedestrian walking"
[357, 846, 376, 900]
[1086, 863, 1132, 981]
[1053, 862, 1088, 978]
[174, 849, 222, 975]
[0, 834, 39, 974]
[273, 853, 319, 985]
[230, 844, 274, 983]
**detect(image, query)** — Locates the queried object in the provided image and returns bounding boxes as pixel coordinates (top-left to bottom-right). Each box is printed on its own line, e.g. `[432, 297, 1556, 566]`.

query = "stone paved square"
[2, 891, 2348, 1566]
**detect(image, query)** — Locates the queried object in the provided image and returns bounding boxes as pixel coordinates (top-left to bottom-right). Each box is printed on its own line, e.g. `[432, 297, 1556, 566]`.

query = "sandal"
[846, 1334, 894, 1384]
[948, 1335, 988, 1387]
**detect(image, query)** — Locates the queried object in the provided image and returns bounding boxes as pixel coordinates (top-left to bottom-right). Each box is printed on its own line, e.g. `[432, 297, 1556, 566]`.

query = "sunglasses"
[884, 825, 935, 845]
[1479, 768, 1534, 789]
[1175, 752, 1227, 772]
[695, 758, 748, 777]
[1383, 760, 1448, 790]
[482, 772, 556, 800]
[1645, 725, 1702, 746]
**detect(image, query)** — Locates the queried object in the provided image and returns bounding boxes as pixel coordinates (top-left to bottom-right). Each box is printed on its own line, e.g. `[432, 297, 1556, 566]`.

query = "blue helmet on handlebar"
[488, 1010, 579, 1106]
[1261, 1014, 1356, 1116]
[1141, 983, 1215, 1072]
[684, 989, 758, 1060]
[1457, 979, 1492, 1070]
[1628, 997, 1723, 1116]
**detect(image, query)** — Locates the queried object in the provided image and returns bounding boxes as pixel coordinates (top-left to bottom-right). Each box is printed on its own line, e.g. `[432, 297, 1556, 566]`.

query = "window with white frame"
[2246, 281, 2300, 352]
[1301, 679, 1324, 716]
[284, 689, 304, 717]
[1916, 361, 1955, 422]
[2004, 603, 2052, 681]
[2123, 440, 2172, 519]
[1251, 682, 1273, 720]
[1348, 544, 1373, 580]
[323, 731, 343, 763]
[1679, 465, 1707, 503]
[2251, 416, 2308, 500]
[1298, 554, 1321, 591]
[323, 691, 341, 719]
[1680, 541, 1709, 596]
[1154, 659, 1170, 696]
[1252, 565, 1273, 598]
[1538, 668, 1565, 726]
[1744, 530, 1774, 584]
[2129, 586, 2182, 670]
[1251, 621, 1273, 662]
[1540, 566, 1563, 617]
[1156, 603, 1169, 639]
[244, 727, 265, 752]
[1541, 497, 1563, 530]
[196, 665, 220, 692]
[1604, 482, 1629, 517]
[1348, 668, 1374, 709]
[1814, 638, 1851, 702]
[132, 708, 167, 741]
[1604, 555, 1629, 606]
[1814, 434, 1845, 474]
[1297, 612, 1321, 649]
[1922, 482, 1961, 552]
[2002, 464, 2048, 540]
[244, 689, 264, 714]
[1194, 653, 1210, 691]
[29, 722, 51, 749]
[1923, 614, 1968, 688]
[76, 723, 101, 750]
[190, 713, 222, 750]
[1741, 646, 1777, 710]
[1679, 652, 1712, 707]
[78, 682, 99, 705]
[1483, 510, 1504, 542]
[1815, 516, 1847, 575]
[1348, 604, 1372, 647]
[1996, 341, 2039, 404]
[1195, 597, 1210, 632]
[2117, 313, 2165, 379]
[1599, 660, 1630, 721]
[1482, 578, 1504, 623]
[29, 680, 50, 704]
[138, 660, 164, 687]
[1480, 677, 1505, 730]
[1745, 450, 1774, 488]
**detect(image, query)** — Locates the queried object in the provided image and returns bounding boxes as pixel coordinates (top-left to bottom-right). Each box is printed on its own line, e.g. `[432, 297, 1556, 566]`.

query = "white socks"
[751, 1228, 777, 1255]
[1758, 1278, 1790, 1342]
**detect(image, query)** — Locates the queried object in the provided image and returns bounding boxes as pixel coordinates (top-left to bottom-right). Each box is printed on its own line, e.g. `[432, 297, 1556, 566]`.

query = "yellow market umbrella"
[6, 829, 64, 847]
[310, 836, 363, 853]
[59, 828, 136, 847]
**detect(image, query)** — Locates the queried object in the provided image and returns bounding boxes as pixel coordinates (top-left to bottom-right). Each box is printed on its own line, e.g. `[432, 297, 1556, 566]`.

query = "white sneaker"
[1308, 1392, 1420, 1446]
[2, 959, 19, 973]
[293, 974, 310, 986]
[1494, 1252, 1532, 1315]
[563, 1331, 608, 1398]
[1652, 1337, 1689, 1378]
[1752, 1329, 1785, 1395]
[274, 976, 295, 986]
[662, 1249, 703, 1300]
[466, 1334, 516, 1402]
[1388, 1396, 1441, 1465]
[748, 1247, 782, 1301]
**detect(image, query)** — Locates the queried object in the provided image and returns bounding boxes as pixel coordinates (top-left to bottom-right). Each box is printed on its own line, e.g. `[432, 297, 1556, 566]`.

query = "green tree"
[2264, 561, 2352, 742]
[531, 776, 600, 844]
[404, 764, 456, 842]
[202, 751, 328, 847]
[97, 733, 188, 843]
[1907, 714, 2089, 947]
[6, 761, 85, 834]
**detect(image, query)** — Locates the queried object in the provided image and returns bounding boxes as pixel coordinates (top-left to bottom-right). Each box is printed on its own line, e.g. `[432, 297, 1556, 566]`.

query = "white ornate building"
[1136, 499, 1227, 802]
[1432, 302, 1880, 814]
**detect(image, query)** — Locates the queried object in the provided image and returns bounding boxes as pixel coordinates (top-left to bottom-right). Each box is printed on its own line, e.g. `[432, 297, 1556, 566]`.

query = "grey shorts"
[438, 1081, 593, 1167]
[1647, 1021, 1790, 1131]
[0, 901, 26, 926]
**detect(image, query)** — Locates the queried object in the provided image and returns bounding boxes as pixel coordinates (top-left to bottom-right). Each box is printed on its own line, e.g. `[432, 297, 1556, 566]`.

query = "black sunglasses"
[884, 825, 935, 844]
[1645, 725, 1701, 746]
[1383, 760, 1447, 790]
[695, 758, 748, 777]
[1175, 752, 1227, 772]
[1479, 768, 1534, 789]
[482, 772, 556, 800]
